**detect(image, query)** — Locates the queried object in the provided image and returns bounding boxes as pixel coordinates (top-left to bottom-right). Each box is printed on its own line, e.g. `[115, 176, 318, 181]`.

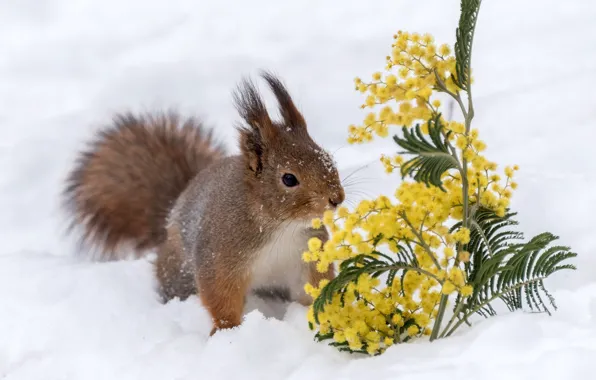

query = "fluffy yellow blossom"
[439, 43, 451, 56]
[407, 325, 420, 336]
[458, 251, 471, 263]
[452, 228, 471, 244]
[311, 218, 322, 229]
[504, 166, 514, 178]
[461, 285, 474, 297]
[307, 237, 322, 252]
[442, 280, 456, 295]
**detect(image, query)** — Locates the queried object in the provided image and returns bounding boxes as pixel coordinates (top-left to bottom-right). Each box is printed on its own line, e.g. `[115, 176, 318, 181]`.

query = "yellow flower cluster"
[304, 30, 519, 356]
[304, 189, 475, 354]
[348, 31, 459, 144]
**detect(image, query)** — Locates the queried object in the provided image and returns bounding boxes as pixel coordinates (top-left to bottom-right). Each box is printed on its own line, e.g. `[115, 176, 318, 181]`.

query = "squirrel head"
[234, 71, 345, 222]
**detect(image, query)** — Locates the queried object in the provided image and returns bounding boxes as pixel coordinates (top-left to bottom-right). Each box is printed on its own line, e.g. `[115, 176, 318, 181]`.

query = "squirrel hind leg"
[154, 226, 197, 302]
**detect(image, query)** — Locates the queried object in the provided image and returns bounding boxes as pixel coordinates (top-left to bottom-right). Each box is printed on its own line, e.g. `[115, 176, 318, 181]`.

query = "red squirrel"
[63, 72, 345, 335]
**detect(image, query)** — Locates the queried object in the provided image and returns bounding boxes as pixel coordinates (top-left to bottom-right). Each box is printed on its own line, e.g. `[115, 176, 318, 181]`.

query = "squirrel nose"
[328, 189, 345, 208]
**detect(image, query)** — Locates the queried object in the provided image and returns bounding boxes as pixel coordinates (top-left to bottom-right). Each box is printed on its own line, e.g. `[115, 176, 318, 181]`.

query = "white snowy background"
[1, 0, 595, 379]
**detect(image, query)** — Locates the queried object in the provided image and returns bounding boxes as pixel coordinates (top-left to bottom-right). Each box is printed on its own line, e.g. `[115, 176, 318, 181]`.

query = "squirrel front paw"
[198, 274, 248, 337]
[209, 317, 242, 336]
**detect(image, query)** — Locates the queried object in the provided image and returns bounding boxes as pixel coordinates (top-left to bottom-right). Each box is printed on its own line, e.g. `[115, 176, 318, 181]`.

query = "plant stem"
[385, 264, 443, 284]
[433, 69, 468, 121]
[470, 220, 495, 257]
[429, 295, 448, 341]
[401, 214, 441, 269]
[460, 155, 470, 257]
[434, 79, 472, 341]
[442, 277, 547, 337]
[439, 297, 466, 338]
[429, 33, 479, 341]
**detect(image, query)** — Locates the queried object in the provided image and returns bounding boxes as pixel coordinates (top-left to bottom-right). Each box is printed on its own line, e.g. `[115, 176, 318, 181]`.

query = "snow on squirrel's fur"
[0, 0, 595, 379]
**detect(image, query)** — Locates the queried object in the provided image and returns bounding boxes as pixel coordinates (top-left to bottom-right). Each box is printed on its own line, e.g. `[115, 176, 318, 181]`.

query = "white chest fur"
[249, 220, 311, 300]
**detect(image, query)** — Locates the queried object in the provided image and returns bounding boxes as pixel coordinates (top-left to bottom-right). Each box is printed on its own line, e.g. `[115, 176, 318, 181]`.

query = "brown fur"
[63, 71, 344, 334]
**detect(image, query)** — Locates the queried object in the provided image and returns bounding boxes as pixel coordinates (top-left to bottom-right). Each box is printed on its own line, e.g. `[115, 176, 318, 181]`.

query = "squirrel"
[62, 71, 345, 335]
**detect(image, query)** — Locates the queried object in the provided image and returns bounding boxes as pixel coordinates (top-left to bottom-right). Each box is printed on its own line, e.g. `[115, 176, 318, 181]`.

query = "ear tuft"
[232, 77, 276, 141]
[260, 71, 306, 130]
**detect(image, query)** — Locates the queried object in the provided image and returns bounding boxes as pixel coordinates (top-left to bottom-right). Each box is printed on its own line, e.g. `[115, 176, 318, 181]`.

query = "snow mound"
[1, 253, 595, 379]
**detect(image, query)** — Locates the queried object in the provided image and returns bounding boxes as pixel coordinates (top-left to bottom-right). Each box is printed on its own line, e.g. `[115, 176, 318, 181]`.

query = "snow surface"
[1, 0, 595, 379]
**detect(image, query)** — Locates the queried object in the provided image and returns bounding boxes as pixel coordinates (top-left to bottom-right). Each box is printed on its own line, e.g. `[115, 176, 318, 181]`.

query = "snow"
[1, 0, 595, 379]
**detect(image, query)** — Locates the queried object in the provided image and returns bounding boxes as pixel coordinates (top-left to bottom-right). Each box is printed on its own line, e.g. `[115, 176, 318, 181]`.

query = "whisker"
[343, 182, 381, 195]
[343, 174, 377, 183]
[342, 199, 358, 209]
[345, 189, 379, 200]
[340, 158, 378, 183]
[331, 144, 349, 156]
[342, 178, 377, 188]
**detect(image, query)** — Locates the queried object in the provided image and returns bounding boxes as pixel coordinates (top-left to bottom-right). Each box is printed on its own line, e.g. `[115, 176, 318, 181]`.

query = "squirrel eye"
[282, 173, 299, 187]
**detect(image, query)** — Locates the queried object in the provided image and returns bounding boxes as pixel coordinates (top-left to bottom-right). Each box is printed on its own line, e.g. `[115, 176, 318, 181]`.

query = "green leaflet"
[454, 0, 482, 91]
[393, 114, 458, 190]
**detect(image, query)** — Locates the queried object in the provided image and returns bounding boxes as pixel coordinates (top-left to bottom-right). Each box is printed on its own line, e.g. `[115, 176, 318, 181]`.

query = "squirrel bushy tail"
[63, 111, 225, 260]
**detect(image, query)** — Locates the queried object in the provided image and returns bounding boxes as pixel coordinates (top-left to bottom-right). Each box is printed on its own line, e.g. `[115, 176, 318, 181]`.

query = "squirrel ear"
[233, 77, 277, 143]
[260, 71, 307, 131]
[238, 126, 264, 174]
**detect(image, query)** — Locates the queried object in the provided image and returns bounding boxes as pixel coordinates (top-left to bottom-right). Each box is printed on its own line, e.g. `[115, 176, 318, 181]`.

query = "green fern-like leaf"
[453, 0, 482, 91]
[450, 208, 577, 327]
[474, 232, 575, 315]
[393, 114, 458, 190]
[453, 208, 523, 283]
